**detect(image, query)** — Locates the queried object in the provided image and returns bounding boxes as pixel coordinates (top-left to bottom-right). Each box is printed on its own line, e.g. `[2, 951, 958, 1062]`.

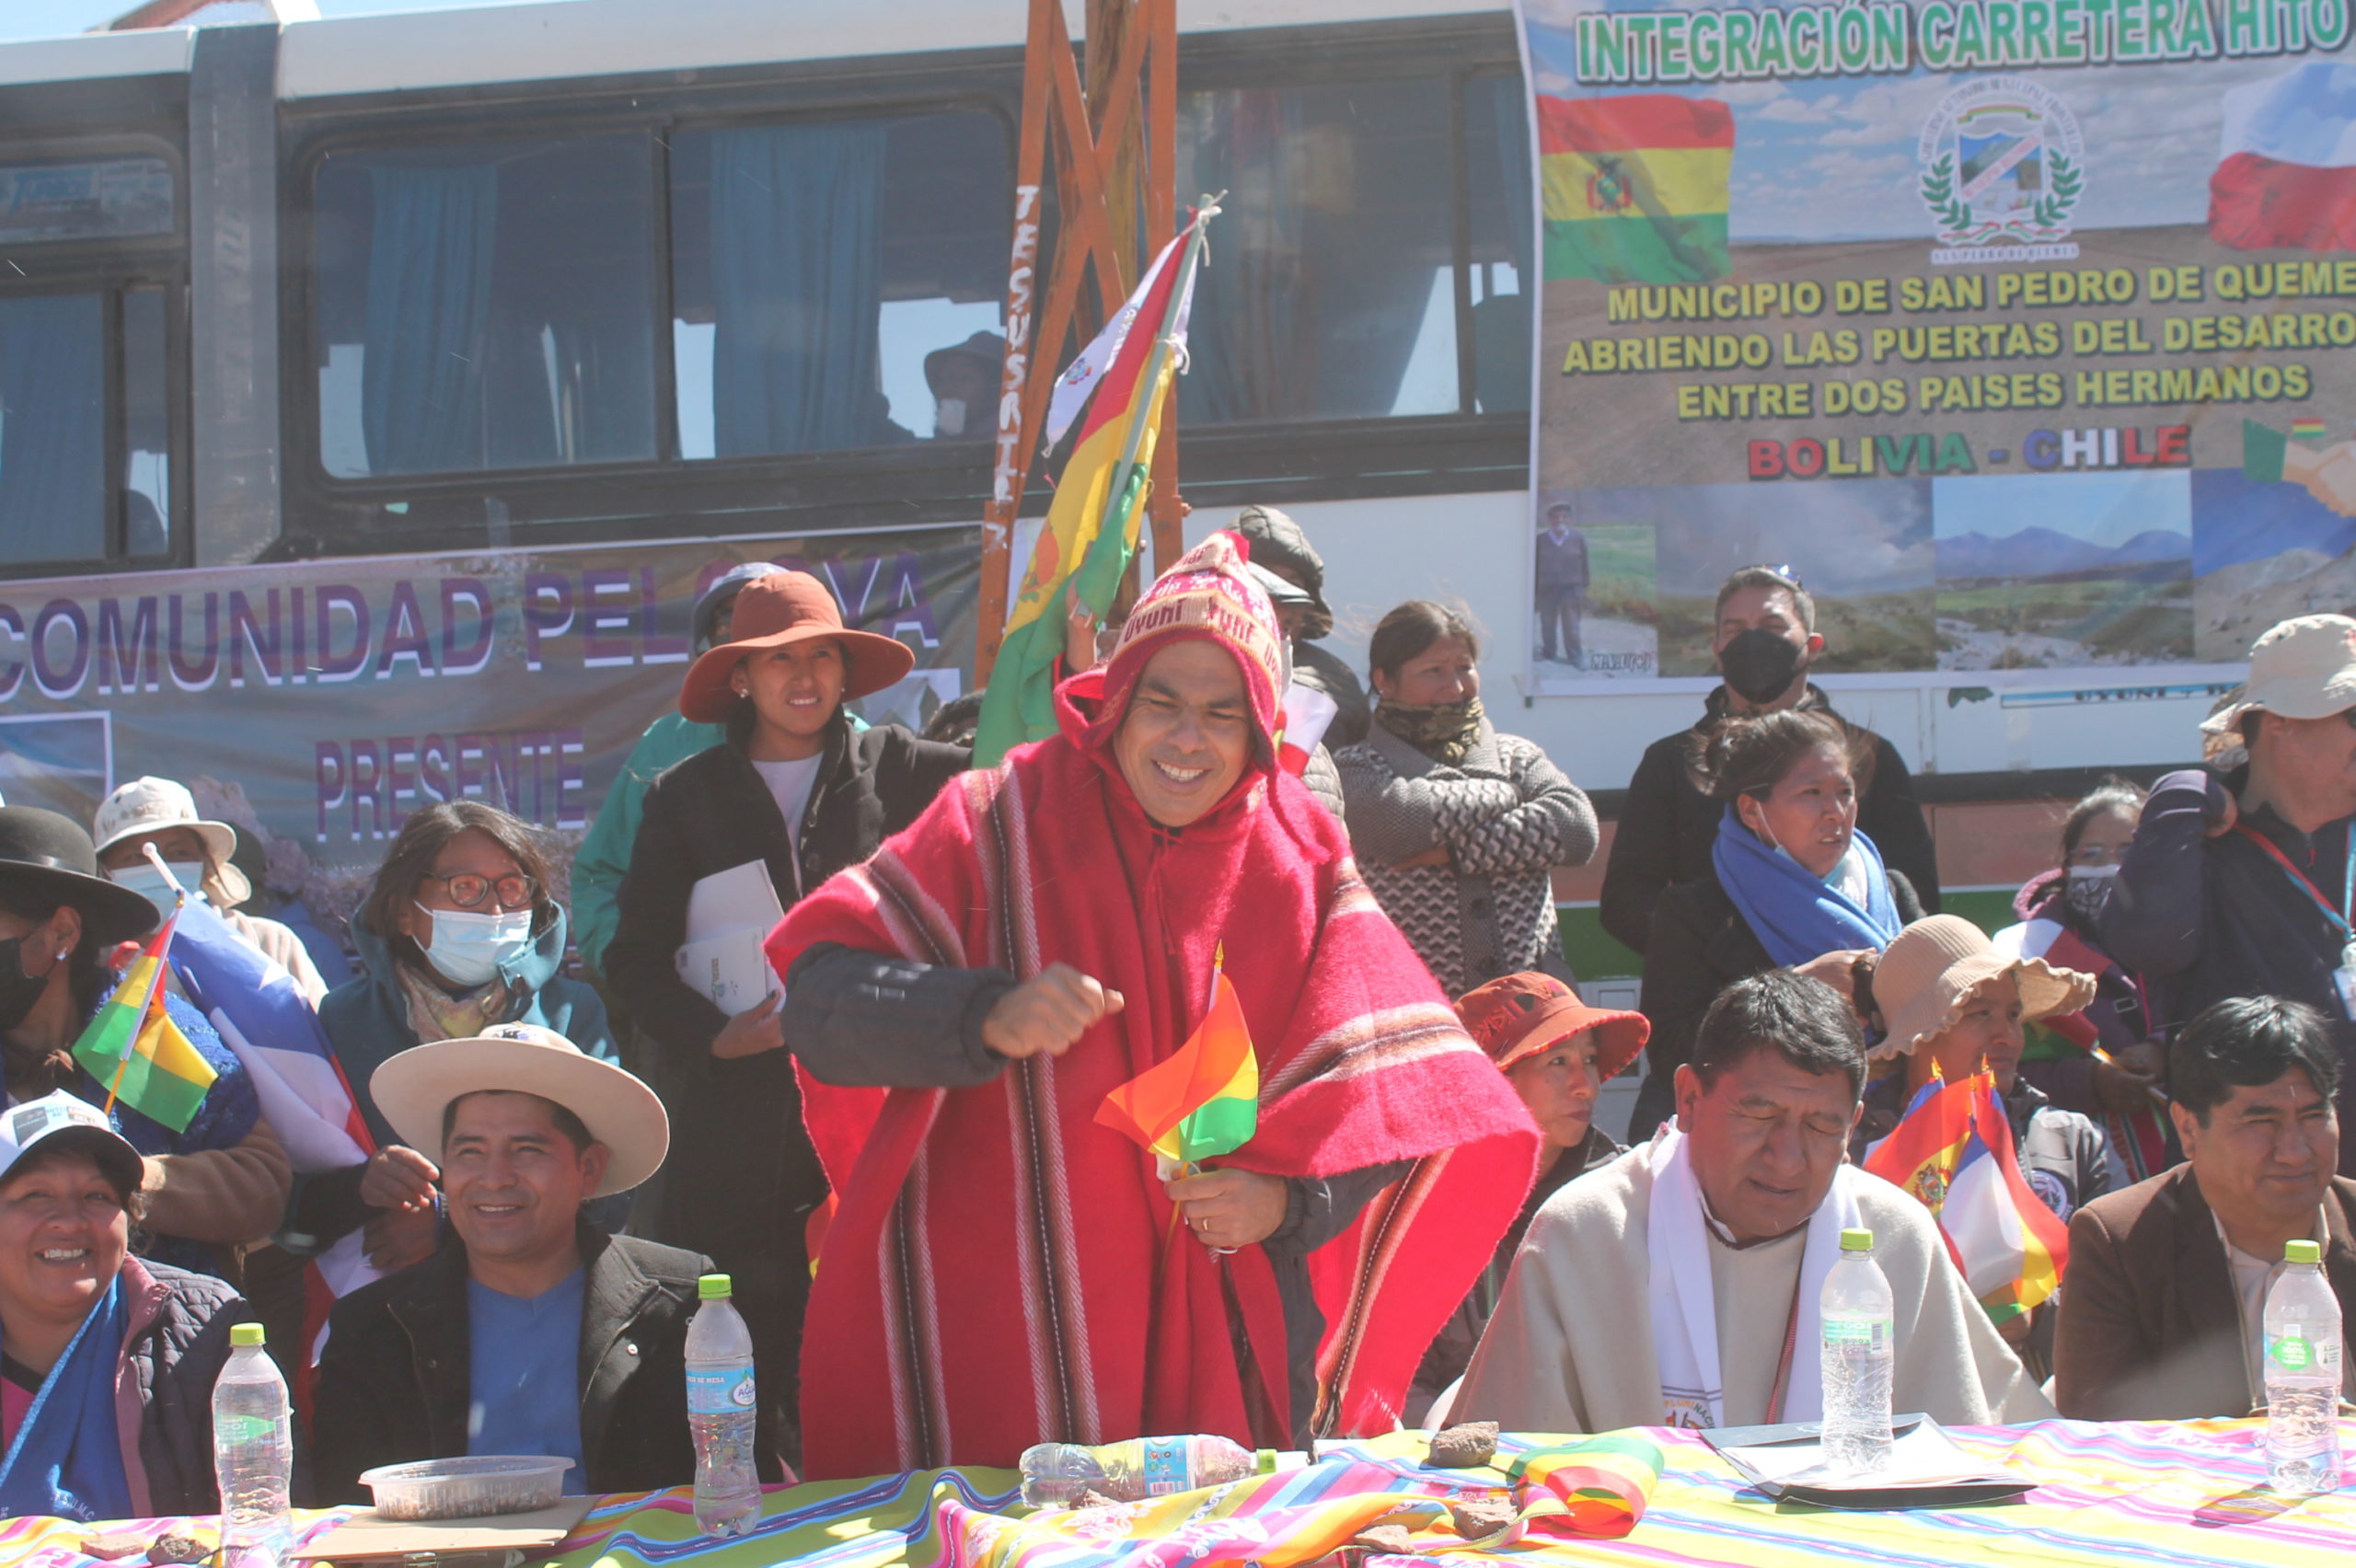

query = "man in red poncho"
[768, 533, 1542, 1481]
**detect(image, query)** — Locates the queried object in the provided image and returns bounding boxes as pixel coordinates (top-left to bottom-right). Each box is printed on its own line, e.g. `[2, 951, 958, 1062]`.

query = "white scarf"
[1643, 1123, 1864, 1428]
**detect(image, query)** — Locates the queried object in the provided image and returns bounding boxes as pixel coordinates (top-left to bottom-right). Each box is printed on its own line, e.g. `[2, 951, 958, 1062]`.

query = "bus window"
[311, 133, 658, 478]
[1176, 77, 1458, 425]
[123, 285, 170, 559]
[1465, 72, 1533, 417]
[0, 156, 174, 246]
[0, 293, 107, 568]
[668, 109, 1011, 459]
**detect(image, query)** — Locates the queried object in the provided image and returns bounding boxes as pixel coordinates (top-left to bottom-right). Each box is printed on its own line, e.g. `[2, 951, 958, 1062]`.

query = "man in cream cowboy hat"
[309, 1025, 779, 1502]
[2102, 613, 2356, 1176]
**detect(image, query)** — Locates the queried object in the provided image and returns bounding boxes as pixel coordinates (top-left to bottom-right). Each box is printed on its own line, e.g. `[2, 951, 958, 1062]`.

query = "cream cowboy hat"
[90, 777, 250, 907]
[2199, 614, 2356, 761]
[1869, 915, 2096, 1064]
[369, 1024, 669, 1197]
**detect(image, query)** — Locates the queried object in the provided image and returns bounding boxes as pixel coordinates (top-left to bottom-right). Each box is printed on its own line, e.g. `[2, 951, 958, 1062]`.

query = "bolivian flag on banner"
[70, 916, 216, 1135]
[1540, 93, 1732, 284]
[1863, 1069, 2068, 1324]
[974, 209, 1210, 767]
[1095, 950, 1257, 1170]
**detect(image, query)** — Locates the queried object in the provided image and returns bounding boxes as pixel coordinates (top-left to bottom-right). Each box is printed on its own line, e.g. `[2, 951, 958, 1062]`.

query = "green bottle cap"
[699, 1274, 733, 1300]
[1840, 1228, 1875, 1252]
[231, 1323, 266, 1348]
[1257, 1448, 1278, 1475]
[2286, 1239, 2323, 1265]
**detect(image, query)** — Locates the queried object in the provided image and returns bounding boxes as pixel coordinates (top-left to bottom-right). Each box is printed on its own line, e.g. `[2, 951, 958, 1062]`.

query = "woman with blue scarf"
[0, 1091, 244, 1521]
[1631, 709, 1923, 1138]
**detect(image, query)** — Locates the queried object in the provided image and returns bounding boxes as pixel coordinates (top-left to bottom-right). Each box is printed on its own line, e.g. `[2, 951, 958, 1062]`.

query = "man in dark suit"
[1533, 505, 1590, 668]
[2055, 996, 2356, 1420]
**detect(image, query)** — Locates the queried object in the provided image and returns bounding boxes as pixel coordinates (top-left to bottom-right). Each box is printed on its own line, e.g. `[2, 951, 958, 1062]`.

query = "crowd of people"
[0, 511, 2350, 1522]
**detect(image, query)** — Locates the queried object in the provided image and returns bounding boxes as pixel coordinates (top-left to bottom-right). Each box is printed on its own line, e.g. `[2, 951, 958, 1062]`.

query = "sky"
[0, 0, 545, 43]
[1932, 471, 2193, 548]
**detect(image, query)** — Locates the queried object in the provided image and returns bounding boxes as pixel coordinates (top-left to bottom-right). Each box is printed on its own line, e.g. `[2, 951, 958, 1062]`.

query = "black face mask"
[1719, 628, 1807, 706]
[0, 938, 52, 1032]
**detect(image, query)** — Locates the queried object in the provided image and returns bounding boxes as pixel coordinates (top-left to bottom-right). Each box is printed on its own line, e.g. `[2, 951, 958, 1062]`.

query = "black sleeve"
[1598, 739, 1682, 954]
[281, 1162, 375, 1252]
[1888, 869, 1925, 924]
[782, 942, 1019, 1089]
[2098, 767, 2222, 980]
[873, 729, 973, 831]
[308, 1299, 406, 1505]
[1861, 733, 1942, 914]
[1263, 1159, 1416, 1260]
[606, 771, 733, 1063]
[1637, 892, 1721, 1082]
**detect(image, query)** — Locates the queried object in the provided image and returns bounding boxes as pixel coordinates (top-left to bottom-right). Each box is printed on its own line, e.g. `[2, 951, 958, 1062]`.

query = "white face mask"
[934, 398, 967, 437]
[107, 860, 207, 918]
[413, 901, 534, 987]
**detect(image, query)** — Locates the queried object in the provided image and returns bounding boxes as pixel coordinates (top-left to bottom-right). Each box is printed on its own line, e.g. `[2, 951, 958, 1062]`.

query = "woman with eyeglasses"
[1991, 777, 2168, 1182]
[294, 801, 617, 1275]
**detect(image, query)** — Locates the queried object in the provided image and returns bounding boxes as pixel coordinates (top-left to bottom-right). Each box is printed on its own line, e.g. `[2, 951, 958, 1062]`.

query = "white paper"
[1720, 1421, 2018, 1491]
[684, 859, 784, 940]
[676, 862, 785, 1009]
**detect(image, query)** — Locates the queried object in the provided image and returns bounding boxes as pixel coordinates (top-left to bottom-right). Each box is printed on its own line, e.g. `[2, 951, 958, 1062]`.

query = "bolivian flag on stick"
[1863, 1069, 2068, 1324]
[974, 203, 1217, 767]
[70, 914, 216, 1135]
[1095, 945, 1257, 1171]
[1541, 94, 1732, 285]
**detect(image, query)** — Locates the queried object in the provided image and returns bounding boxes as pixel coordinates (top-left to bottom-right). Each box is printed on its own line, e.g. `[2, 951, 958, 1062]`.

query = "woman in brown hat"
[602, 568, 977, 1460]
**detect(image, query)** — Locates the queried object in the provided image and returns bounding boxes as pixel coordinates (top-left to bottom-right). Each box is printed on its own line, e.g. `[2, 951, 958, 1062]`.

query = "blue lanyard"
[2236, 822, 2356, 939]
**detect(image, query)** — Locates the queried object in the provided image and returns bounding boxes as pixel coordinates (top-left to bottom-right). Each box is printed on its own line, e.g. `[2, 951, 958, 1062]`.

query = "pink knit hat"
[1063, 531, 1288, 750]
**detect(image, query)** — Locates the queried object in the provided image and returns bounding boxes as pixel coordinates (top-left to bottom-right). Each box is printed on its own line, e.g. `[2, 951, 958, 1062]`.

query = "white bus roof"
[0, 27, 195, 86]
[272, 0, 1509, 101]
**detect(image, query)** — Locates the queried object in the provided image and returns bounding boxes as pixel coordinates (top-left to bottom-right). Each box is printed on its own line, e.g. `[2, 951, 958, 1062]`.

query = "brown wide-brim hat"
[0, 806, 160, 948]
[370, 1023, 669, 1198]
[1455, 972, 1650, 1080]
[677, 571, 917, 722]
[1870, 915, 2096, 1063]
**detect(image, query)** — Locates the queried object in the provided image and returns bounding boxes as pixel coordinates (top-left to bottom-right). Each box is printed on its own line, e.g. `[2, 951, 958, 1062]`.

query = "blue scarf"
[0, 1276, 132, 1523]
[1712, 806, 1903, 968]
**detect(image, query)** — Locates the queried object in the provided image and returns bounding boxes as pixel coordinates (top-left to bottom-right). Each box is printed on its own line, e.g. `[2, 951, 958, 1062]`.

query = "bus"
[0, 0, 2218, 1059]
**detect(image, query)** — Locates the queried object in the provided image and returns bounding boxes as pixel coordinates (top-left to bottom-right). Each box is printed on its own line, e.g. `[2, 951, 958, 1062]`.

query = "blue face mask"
[414, 902, 534, 987]
[107, 861, 207, 920]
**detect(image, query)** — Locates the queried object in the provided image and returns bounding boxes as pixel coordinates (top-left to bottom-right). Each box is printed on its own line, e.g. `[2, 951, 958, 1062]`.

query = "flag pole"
[1088, 202, 1217, 561]
[104, 845, 187, 1117]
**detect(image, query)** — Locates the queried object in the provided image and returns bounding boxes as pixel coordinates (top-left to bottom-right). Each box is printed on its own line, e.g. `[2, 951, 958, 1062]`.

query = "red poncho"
[767, 678, 1540, 1481]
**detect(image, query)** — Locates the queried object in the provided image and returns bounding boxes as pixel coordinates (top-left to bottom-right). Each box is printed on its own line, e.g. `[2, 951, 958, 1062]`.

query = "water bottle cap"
[1839, 1227, 1874, 1252]
[698, 1274, 733, 1300]
[2285, 1239, 2322, 1265]
[1256, 1448, 1278, 1475]
[231, 1323, 266, 1348]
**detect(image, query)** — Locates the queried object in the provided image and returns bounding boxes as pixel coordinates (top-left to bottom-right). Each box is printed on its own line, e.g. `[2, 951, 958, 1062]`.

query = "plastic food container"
[357, 1456, 575, 1520]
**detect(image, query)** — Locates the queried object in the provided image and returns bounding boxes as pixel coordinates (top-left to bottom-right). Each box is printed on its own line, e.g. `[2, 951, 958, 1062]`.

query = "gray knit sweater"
[1334, 717, 1599, 997]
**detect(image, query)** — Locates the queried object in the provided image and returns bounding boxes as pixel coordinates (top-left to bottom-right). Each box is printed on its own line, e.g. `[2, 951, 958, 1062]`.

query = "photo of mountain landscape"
[2191, 467, 2356, 662]
[1932, 472, 2193, 669]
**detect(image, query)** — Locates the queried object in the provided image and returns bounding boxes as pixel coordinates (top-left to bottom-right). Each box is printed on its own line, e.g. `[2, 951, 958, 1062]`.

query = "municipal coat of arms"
[1918, 76, 2085, 251]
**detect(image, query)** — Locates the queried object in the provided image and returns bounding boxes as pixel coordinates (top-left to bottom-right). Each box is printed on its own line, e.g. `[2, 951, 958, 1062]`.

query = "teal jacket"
[571, 713, 723, 974]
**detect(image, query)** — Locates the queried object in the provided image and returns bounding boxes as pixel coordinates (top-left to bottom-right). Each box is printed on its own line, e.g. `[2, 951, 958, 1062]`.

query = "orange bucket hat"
[678, 571, 917, 722]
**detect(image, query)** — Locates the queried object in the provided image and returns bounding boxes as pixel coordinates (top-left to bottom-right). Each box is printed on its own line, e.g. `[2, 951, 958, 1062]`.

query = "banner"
[0, 526, 978, 930]
[1513, 1, 2356, 690]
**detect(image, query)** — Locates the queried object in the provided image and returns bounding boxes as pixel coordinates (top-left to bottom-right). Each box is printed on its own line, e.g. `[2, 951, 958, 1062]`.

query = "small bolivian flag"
[1095, 949, 1257, 1169]
[1541, 94, 1733, 285]
[70, 916, 216, 1134]
[2291, 417, 2330, 442]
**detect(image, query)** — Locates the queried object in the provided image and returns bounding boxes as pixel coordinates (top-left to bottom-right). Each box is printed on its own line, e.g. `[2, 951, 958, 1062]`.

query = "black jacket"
[1599, 686, 1940, 954]
[2100, 766, 2356, 1173]
[1637, 867, 1923, 1095]
[605, 713, 967, 1290]
[122, 1258, 248, 1516]
[310, 1228, 771, 1504]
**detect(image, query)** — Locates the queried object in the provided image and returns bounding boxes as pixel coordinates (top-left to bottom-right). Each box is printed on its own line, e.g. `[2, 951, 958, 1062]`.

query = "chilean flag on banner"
[1276, 682, 1339, 777]
[2210, 61, 2356, 252]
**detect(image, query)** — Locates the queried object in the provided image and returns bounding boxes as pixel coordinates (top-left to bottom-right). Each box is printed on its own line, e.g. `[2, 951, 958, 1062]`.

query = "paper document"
[1704, 1415, 2029, 1508]
[676, 861, 785, 1010]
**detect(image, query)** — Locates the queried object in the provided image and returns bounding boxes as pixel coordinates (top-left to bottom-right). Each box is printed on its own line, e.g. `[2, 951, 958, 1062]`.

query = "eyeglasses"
[419, 871, 538, 911]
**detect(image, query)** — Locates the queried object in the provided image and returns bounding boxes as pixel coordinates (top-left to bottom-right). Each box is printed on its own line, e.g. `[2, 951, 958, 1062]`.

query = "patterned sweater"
[1334, 718, 1598, 997]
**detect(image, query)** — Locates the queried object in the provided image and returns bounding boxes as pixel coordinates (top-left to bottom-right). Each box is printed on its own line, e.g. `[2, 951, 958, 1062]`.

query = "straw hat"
[676, 571, 917, 723]
[1454, 973, 1649, 1080]
[91, 777, 249, 906]
[0, 807, 159, 947]
[2199, 614, 2356, 760]
[1870, 915, 2096, 1063]
[369, 1024, 669, 1197]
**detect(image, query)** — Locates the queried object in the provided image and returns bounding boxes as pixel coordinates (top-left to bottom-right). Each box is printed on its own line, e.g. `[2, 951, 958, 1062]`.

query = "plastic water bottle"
[686, 1274, 762, 1537]
[2264, 1239, 2344, 1494]
[213, 1323, 292, 1568]
[1818, 1227, 1895, 1478]
[1019, 1435, 1265, 1508]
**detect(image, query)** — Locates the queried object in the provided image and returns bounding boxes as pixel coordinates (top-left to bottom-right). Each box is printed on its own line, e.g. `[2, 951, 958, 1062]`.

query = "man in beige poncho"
[1457, 970, 2052, 1433]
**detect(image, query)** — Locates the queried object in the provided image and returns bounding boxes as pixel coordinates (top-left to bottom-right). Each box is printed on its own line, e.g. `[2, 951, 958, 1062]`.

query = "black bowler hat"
[0, 807, 160, 947]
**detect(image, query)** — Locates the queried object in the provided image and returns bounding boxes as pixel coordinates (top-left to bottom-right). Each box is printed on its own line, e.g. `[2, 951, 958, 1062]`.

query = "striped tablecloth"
[4, 1420, 2347, 1568]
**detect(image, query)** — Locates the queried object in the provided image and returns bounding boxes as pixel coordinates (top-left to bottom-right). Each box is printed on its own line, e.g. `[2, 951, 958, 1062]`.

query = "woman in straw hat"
[1859, 914, 2113, 1371]
[603, 568, 980, 1459]
[0, 807, 287, 1279]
